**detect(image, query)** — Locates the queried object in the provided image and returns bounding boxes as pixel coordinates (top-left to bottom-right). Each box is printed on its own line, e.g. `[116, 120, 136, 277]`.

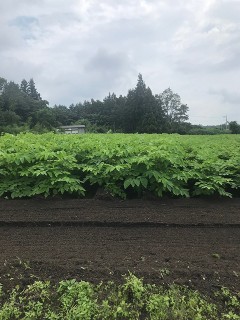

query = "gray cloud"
[85, 49, 130, 74]
[209, 1, 240, 23]
[9, 16, 40, 40]
[0, 0, 239, 124]
[209, 88, 240, 105]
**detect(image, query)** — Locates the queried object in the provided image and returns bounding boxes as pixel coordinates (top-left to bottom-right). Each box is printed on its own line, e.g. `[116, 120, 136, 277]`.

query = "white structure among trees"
[59, 125, 85, 134]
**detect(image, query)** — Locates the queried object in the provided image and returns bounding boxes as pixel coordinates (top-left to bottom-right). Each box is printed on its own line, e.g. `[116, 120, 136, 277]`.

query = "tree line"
[0, 74, 239, 134]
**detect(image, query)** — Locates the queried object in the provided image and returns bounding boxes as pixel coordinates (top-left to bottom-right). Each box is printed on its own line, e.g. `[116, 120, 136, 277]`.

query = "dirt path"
[0, 198, 239, 294]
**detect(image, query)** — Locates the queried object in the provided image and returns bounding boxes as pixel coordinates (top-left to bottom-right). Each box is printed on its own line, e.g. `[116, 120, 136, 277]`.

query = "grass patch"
[0, 273, 239, 319]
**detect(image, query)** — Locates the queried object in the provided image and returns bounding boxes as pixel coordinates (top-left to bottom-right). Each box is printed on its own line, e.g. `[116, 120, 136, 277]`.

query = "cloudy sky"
[1, 0, 240, 125]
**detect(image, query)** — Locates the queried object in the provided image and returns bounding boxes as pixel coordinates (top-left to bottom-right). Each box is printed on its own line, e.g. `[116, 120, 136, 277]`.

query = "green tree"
[229, 121, 240, 134]
[0, 77, 49, 132]
[52, 105, 71, 126]
[69, 102, 84, 123]
[127, 74, 146, 132]
[0, 77, 7, 91]
[1, 81, 26, 113]
[114, 95, 127, 132]
[32, 108, 57, 131]
[20, 79, 28, 94]
[158, 88, 189, 132]
[124, 74, 164, 133]
[27, 78, 41, 100]
[102, 93, 119, 130]
[0, 77, 7, 111]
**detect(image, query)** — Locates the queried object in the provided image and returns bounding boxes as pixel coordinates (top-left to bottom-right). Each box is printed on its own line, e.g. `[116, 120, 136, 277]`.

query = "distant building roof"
[59, 125, 85, 129]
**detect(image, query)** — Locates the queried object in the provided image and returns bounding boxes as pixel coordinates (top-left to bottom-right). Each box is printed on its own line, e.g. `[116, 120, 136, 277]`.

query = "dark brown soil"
[0, 197, 239, 295]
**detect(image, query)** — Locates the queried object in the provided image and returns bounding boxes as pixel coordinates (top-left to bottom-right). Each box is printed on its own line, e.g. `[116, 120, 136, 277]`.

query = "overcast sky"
[1, 0, 240, 125]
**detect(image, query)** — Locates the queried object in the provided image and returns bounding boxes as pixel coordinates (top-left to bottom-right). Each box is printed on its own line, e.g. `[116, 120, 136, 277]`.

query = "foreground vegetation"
[0, 133, 240, 199]
[0, 274, 239, 319]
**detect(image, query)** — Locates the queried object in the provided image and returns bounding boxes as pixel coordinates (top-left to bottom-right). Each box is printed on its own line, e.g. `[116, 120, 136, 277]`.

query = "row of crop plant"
[0, 133, 239, 198]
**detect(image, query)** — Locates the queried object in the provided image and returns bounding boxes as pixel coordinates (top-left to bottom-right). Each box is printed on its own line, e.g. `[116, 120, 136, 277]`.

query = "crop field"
[0, 197, 240, 319]
[0, 133, 239, 318]
[0, 133, 240, 199]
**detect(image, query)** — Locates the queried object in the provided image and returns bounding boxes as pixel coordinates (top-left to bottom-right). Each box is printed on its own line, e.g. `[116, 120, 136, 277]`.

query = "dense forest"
[0, 74, 239, 134]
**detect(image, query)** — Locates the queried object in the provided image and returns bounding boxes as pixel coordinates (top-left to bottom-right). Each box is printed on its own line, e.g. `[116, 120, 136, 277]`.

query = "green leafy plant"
[0, 133, 240, 199]
[0, 275, 239, 319]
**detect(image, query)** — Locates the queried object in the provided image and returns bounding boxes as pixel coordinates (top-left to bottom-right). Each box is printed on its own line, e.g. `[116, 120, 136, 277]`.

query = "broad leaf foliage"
[0, 133, 239, 198]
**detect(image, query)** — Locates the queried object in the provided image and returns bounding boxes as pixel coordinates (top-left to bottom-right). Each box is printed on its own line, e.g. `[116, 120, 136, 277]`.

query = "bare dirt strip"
[0, 197, 239, 295]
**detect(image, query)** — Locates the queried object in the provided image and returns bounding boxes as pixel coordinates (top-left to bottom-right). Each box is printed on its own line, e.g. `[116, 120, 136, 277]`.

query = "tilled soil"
[0, 197, 239, 295]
